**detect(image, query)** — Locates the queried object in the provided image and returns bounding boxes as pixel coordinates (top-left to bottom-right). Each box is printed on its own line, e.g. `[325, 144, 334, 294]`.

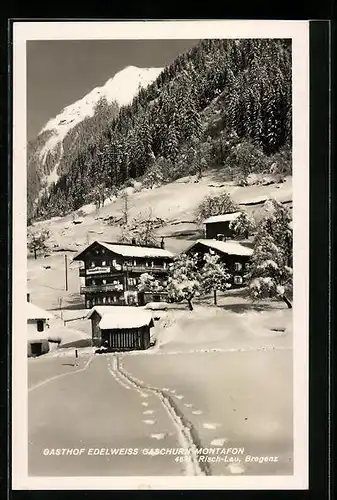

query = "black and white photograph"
[12, 20, 309, 490]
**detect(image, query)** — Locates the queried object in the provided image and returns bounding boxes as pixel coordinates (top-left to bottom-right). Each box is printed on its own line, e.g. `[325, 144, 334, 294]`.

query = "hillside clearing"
[30, 173, 292, 253]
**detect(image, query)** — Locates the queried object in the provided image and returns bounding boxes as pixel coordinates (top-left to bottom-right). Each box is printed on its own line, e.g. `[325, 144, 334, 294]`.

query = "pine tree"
[258, 198, 293, 267]
[229, 212, 256, 239]
[164, 125, 179, 161]
[248, 198, 293, 308]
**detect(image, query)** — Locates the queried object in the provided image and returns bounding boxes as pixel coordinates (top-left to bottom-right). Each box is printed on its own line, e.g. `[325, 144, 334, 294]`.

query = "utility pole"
[213, 289, 217, 306]
[123, 191, 129, 225]
[124, 265, 129, 305]
[65, 254, 68, 291]
[58, 297, 63, 322]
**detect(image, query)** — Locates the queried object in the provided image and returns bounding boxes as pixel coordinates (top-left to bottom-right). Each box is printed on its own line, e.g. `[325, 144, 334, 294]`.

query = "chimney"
[216, 234, 225, 242]
[160, 237, 165, 249]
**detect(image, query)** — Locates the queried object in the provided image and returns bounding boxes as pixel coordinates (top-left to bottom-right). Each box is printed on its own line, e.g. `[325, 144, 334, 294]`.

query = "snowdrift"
[47, 325, 91, 348]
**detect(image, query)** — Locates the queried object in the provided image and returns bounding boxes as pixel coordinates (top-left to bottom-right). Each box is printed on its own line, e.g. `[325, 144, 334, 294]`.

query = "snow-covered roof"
[203, 212, 242, 224]
[98, 308, 153, 330]
[98, 241, 174, 258]
[187, 239, 253, 257]
[86, 305, 123, 320]
[86, 305, 149, 320]
[27, 302, 54, 320]
[74, 241, 174, 261]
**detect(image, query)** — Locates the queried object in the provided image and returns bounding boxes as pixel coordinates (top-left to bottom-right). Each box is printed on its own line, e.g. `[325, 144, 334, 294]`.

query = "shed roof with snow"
[203, 212, 242, 224]
[98, 308, 154, 330]
[27, 302, 54, 321]
[73, 240, 174, 261]
[185, 239, 253, 257]
[86, 305, 124, 320]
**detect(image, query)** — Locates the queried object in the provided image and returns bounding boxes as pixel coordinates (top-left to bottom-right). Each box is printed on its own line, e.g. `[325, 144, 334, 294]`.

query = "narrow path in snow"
[108, 354, 211, 476]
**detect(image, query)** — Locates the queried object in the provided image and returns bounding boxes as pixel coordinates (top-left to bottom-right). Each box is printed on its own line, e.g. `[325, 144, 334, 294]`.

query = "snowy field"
[28, 288, 293, 476]
[121, 348, 293, 475]
[29, 173, 292, 253]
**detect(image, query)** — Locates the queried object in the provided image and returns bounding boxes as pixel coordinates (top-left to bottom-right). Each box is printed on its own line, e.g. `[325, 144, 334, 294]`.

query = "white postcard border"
[12, 20, 309, 490]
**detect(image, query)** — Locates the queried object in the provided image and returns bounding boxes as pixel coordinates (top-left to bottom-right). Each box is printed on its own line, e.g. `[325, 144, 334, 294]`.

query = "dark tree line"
[30, 38, 292, 220]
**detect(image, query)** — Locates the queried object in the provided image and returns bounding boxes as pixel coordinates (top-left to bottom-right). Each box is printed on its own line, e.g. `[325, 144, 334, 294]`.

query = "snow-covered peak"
[39, 66, 163, 157]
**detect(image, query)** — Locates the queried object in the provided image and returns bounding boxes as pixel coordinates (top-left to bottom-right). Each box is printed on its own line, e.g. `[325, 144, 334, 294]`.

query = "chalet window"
[92, 279, 96, 285]
[151, 261, 154, 268]
[112, 259, 117, 267]
[95, 249, 99, 254]
[234, 262, 243, 271]
[102, 297, 106, 304]
[102, 249, 105, 254]
[163, 261, 167, 269]
[97, 297, 102, 305]
[133, 260, 137, 266]
[102, 279, 107, 285]
[113, 296, 117, 302]
[145, 262, 149, 267]
[91, 261, 95, 268]
[37, 320, 44, 332]
[102, 260, 106, 266]
[234, 275, 243, 285]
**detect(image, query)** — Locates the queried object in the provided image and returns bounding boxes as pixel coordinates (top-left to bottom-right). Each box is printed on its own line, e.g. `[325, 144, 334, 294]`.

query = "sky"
[27, 39, 199, 141]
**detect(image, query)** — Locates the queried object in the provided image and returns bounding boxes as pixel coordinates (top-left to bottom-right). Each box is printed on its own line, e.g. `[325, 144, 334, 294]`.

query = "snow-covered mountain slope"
[38, 66, 163, 160]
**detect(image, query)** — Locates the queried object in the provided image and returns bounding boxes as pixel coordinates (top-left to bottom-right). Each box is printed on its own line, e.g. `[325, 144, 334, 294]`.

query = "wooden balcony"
[79, 263, 169, 278]
[80, 284, 124, 294]
[122, 264, 168, 273]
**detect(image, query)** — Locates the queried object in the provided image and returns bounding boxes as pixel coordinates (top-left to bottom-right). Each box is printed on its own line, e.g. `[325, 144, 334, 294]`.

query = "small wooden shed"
[87, 306, 154, 351]
[203, 212, 243, 240]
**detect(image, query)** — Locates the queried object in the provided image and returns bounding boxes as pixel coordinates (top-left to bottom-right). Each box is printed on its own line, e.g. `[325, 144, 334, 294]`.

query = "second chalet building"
[203, 212, 244, 240]
[73, 241, 174, 308]
[185, 239, 253, 288]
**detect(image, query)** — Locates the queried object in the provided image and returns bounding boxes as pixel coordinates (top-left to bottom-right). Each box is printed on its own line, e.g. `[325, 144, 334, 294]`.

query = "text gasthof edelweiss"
[42, 447, 279, 463]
